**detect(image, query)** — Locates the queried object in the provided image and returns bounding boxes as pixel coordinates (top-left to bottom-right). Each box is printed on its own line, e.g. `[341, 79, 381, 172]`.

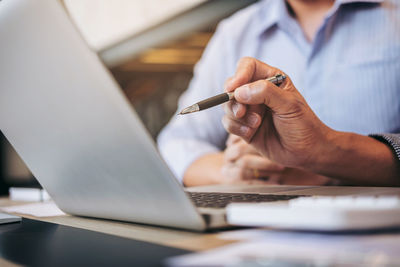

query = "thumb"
[234, 79, 289, 114]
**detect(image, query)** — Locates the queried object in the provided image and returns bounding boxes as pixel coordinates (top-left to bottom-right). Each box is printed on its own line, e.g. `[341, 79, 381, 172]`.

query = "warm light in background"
[64, 0, 205, 51]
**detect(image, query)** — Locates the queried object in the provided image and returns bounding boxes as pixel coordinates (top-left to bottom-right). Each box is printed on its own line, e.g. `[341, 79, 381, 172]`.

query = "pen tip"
[177, 104, 200, 115]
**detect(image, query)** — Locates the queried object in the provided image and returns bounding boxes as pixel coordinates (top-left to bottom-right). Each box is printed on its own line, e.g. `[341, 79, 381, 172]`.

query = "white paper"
[9, 187, 51, 202]
[218, 228, 269, 241]
[1, 202, 66, 217]
[167, 230, 400, 266]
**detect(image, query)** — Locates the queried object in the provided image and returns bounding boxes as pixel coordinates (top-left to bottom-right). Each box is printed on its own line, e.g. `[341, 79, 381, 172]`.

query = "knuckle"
[225, 148, 237, 162]
[238, 142, 248, 153]
[235, 158, 244, 169]
[258, 79, 269, 88]
[230, 144, 240, 157]
[229, 134, 240, 143]
[238, 56, 252, 65]
[237, 157, 249, 168]
[287, 96, 306, 115]
[224, 122, 236, 134]
[250, 80, 268, 92]
[223, 116, 249, 137]
[243, 127, 254, 140]
[223, 148, 231, 159]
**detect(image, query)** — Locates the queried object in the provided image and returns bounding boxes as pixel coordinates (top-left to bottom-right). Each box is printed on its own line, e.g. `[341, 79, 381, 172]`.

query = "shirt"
[157, 0, 400, 182]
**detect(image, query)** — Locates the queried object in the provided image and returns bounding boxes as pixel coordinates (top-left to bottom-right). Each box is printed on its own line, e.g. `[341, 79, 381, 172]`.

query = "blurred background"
[0, 0, 256, 195]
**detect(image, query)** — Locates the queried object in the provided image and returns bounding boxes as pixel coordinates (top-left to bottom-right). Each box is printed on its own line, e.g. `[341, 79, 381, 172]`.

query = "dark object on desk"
[0, 134, 6, 196]
[0, 132, 40, 195]
[0, 212, 21, 225]
[188, 192, 300, 209]
[0, 218, 189, 267]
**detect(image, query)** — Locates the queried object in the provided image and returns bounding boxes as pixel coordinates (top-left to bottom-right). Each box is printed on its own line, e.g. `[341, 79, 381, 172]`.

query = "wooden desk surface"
[2, 185, 400, 252]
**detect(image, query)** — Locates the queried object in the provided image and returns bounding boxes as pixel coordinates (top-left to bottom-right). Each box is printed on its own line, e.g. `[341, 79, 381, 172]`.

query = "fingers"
[222, 96, 264, 138]
[235, 155, 285, 172]
[221, 152, 285, 182]
[223, 100, 246, 119]
[224, 139, 258, 162]
[225, 57, 283, 93]
[223, 79, 294, 141]
[222, 57, 294, 142]
[222, 112, 262, 141]
[234, 79, 289, 113]
[224, 57, 294, 116]
[221, 163, 273, 181]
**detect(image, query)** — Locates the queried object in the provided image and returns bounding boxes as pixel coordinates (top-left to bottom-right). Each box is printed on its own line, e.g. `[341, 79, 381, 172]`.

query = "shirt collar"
[253, 0, 285, 36]
[254, 0, 383, 37]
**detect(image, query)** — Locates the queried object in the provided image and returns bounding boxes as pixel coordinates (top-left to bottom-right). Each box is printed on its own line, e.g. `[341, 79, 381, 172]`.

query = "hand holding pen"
[220, 57, 337, 171]
[179, 74, 286, 115]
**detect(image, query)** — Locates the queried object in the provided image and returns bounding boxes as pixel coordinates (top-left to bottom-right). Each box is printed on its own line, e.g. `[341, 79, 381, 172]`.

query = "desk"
[1, 185, 400, 266]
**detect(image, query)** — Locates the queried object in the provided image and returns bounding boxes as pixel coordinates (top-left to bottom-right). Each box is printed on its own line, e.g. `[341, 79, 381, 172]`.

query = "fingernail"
[232, 102, 239, 116]
[240, 125, 249, 136]
[248, 114, 259, 127]
[236, 86, 250, 101]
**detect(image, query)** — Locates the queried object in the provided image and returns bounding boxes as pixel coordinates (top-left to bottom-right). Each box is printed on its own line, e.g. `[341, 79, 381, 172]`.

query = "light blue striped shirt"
[158, 0, 400, 182]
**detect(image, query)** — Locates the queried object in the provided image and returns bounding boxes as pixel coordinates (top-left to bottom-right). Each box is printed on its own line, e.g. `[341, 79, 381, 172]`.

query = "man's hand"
[222, 135, 334, 185]
[222, 57, 332, 169]
[221, 57, 400, 186]
[222, 134, 285, 183]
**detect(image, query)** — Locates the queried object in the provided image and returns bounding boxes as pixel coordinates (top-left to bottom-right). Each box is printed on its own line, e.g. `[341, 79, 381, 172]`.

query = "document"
[1, 202, 65, 217]
[166, 229, 400, 266]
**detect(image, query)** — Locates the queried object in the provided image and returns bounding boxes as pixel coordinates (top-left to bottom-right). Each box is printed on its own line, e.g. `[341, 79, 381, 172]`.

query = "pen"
[178, 74, 286, 115]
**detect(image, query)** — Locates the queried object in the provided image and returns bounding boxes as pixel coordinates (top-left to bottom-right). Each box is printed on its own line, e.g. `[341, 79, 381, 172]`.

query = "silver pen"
[178, 74, 286, 115]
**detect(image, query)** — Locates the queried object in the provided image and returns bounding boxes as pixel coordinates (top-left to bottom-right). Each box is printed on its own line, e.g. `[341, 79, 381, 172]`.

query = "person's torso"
[221, 0, 400, 135]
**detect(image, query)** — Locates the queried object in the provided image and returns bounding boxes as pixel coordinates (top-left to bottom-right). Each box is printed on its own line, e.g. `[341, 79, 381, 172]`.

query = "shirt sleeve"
[157, 21, 234, 183]
[369, 133, 400, 161]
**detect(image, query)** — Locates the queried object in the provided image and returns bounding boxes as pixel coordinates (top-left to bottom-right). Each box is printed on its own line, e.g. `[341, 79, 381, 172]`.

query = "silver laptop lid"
[0, 0, 206, 231]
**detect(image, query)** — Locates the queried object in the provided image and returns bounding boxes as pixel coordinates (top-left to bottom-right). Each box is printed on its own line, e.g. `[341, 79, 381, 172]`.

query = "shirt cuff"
[158, 139, 220, 183]
[369, 133, 400, 161]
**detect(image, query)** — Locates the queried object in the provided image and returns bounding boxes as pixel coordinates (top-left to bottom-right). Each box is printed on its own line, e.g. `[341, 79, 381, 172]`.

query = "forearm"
[310, 131, 400, 186]
[183, 153, 224, 187]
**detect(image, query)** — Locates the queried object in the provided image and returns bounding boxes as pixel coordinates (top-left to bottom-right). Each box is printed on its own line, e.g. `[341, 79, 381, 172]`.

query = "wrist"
[306, 129, 348, 174]
[299, 125, 338, 172]
[304, 129, 400, 186]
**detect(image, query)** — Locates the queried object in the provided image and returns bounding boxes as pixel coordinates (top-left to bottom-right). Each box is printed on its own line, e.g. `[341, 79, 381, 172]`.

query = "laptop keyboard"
[187, 192, 302, 209]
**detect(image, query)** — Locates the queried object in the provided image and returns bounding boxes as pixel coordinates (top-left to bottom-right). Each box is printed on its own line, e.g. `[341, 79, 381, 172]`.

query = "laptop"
[0, 0, 300, 231]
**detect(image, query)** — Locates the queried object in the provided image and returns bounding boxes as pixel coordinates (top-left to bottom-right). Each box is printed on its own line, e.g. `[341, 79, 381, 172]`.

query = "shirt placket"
[277, 1, 341, 113]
